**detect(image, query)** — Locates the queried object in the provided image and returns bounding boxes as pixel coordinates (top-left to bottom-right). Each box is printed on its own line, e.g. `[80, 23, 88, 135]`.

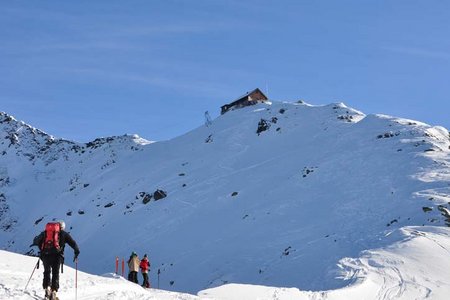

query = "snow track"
[2, 226, 450, 299]
[327, 227, 450, 300]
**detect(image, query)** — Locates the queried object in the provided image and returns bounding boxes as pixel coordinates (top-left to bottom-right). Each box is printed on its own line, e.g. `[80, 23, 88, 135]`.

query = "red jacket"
[140, 258, 150, 273]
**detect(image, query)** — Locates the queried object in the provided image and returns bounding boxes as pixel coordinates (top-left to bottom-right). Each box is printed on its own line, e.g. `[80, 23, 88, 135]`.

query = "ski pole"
[75, 258, 78, 300]
[24, 258, 40, 291]
[157, 268, 160, 289]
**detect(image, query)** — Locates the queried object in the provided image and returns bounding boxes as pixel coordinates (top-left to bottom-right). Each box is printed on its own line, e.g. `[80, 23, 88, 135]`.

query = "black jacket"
[33, 230, 80, 257]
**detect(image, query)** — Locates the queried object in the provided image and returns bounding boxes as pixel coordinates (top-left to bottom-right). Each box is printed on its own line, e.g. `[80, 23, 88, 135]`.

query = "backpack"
[40, 222, 61, 254]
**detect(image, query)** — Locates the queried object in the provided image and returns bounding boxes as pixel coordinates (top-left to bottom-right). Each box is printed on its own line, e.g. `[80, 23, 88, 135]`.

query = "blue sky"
[1, 1, 449, 142]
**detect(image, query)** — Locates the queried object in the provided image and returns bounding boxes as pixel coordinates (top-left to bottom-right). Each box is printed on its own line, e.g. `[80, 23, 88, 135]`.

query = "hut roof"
[231, 88, 267, 103]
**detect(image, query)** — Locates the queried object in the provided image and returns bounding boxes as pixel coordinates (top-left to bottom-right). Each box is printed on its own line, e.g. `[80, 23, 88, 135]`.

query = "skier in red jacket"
[139, 254, 150, 288]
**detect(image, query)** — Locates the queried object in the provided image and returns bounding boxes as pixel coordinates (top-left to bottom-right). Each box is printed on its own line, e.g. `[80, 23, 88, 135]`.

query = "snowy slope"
[1, 101, 450, 297]
[204, 228, 450, 299]
[0, 249, 201, 300]
[2, 226, 450, 300]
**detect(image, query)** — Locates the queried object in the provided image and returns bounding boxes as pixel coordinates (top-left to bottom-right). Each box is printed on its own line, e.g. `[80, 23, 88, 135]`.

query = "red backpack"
[41, 222, 61, 254]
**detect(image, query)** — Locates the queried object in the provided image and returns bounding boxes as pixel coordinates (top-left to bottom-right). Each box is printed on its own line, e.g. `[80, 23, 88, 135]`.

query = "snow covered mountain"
[1, 101, 450, 298]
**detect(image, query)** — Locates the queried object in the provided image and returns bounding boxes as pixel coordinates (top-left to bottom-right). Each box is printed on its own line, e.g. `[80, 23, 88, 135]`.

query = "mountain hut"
[221, 88, 268, 114]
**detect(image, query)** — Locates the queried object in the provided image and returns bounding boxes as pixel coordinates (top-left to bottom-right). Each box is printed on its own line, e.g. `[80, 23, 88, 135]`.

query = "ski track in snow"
[2, 226, 450, 299]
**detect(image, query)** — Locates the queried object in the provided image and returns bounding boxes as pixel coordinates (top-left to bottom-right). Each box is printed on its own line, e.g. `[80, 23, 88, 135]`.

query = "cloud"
[31, 42, 139, 52]
[111, 24, 215, 37]
[62, 67, 233, 97]
[1, 2, 265, 102]
[382, 46, 450, 61]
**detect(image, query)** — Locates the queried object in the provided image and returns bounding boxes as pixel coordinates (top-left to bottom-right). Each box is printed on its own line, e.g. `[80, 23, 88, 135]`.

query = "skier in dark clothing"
[31, 220, 80, 300]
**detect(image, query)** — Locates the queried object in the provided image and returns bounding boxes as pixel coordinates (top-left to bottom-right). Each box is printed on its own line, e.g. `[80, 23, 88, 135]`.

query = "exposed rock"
[386, 219, 398, 226]
[256, 119, 271, 135]
[377, 131, 400, 139]
[154, 189, 167, 201]
[282, 246, 292, 256]
[422, 207, 433, 213]
[302, 167, 317, 178]
[142, 193, 152, 204]
[337, 115, 354, 122]
[437, 205, 450, 226]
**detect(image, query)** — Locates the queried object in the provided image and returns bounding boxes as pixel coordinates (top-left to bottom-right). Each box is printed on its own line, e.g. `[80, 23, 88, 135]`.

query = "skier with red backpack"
[31, 220, 80, 300]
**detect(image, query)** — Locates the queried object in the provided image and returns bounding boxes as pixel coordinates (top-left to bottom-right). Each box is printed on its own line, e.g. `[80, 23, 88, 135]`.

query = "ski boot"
[44, 287, 51, 299]
[50, 289, 59, 300]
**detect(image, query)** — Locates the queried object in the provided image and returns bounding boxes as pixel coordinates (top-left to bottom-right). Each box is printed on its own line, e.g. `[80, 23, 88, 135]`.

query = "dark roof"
[222, 88, 268, 109]
[234, 88, 266, 103]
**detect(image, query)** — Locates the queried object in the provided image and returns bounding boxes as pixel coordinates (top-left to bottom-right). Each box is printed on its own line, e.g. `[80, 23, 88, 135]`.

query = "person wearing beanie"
[127, 252, 140, 283]
[140, 254, 151, 288]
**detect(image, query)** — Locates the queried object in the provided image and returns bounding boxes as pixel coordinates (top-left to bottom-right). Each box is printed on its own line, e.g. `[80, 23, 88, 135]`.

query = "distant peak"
[84, 134, 152, 149]
[0, 111, 17, 123]
[128, 134, 153, 145]
[0, 111, 51, 137]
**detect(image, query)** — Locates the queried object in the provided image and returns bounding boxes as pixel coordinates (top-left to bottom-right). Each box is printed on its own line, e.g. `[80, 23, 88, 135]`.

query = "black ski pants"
[142, 272, 150, 288]
[41, 254, 62, 291]
[128, 271, 138, 284]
